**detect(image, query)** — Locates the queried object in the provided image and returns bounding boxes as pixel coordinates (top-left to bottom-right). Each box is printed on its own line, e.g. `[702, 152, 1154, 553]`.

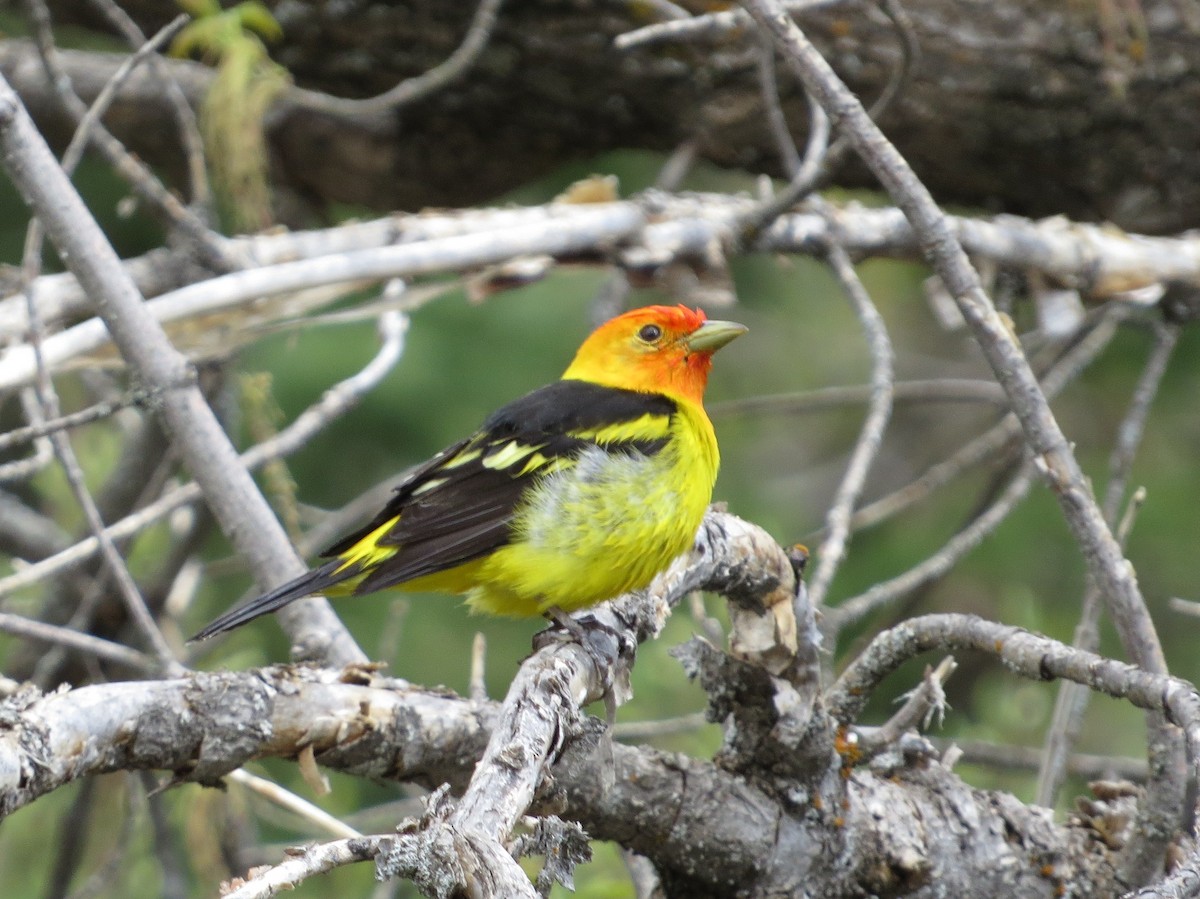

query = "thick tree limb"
[6, 602, 1192, 895]
[14, 1, 1200, 232]
[1, 512, 1186, 897]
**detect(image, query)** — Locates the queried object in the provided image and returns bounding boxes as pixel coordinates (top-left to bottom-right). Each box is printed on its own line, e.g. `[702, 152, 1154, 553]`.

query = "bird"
[191, 304, 746, 641]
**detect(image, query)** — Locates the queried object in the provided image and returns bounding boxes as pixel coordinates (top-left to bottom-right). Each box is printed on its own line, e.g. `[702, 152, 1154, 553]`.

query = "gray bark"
[0, 642, 1124, 897]
[0, 2, 1196, 896]
[5, 513, 1194, 897]
[9, 0, 1200, 233]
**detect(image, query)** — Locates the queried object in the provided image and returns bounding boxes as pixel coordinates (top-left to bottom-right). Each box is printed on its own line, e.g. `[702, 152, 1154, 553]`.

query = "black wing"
[322, 380, 676, 593]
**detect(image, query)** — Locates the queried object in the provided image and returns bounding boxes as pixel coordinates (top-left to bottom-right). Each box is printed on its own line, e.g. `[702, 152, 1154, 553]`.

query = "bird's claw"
[535, 606, 635, 678]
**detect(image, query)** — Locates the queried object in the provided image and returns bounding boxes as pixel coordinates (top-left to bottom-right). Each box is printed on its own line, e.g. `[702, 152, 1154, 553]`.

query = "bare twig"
[687, 591, 725, 646]
[735, 95, 830, 239]
[856, 656, 956, 760]
[930, 737, 1147, 783]
[615, 0, 845, 50]
[756, 36, 803, 177]
[0, 312, 409, 606]
[827, 459, 1037, 634]
[1037, 324, 1179, 808]
[1103, 324, 1180, 524]
[469, 632, 489, 703]
[806, 242, 894, 608]
[613, 711, 710, 741]
[55, 14, 188, 178]
[0, 413, 54, 483]
[19, 326, 178, 667]
[0, 74, 364, 665]
[1169, 598, 1200, 619]
[297, 0, 506, 116]
[0, 385, 174, 454]
[140, 772, 188, 899]
[227, 769, 362, 840]
[710, 378, 1009, 417]
[219, 836, 385, 899]
[86, 0, 211, 211]
[0, 611, 158, 672]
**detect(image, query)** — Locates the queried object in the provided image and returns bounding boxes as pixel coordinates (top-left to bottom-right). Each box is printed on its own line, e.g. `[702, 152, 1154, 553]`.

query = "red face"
[565, 305, 718, 403]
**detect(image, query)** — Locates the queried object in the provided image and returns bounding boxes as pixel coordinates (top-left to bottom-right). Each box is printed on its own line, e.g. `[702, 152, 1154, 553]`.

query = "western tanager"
[192, 304, 745, 640]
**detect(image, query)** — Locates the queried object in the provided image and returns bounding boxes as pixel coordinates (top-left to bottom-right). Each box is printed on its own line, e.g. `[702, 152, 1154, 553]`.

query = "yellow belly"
[357, 405, 718, 617]
[467, 411, 717, 616]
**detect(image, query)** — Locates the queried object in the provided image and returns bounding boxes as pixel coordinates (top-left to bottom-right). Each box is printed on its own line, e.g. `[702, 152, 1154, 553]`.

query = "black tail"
[190, 561, 345, 641]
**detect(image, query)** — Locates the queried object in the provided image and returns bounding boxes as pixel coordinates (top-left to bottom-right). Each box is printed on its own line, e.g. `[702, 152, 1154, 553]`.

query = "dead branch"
[0, 197, 1193, 392]
[10, 1, 1200, 232]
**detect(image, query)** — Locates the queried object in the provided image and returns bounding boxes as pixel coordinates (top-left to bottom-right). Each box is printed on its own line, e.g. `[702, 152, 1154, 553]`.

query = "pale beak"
[685, 319, 748, 353]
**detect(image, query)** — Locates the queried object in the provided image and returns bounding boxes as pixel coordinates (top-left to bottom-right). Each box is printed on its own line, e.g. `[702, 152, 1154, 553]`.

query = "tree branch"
[17, 2, 1200, 232]
[0, 74, 364, 666]
[738, 0, 1184, 878]
[0, 197, 1190, 392]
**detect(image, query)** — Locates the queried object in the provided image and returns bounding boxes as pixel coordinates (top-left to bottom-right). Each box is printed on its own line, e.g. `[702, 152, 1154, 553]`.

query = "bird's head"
[562, 304, 747, 405]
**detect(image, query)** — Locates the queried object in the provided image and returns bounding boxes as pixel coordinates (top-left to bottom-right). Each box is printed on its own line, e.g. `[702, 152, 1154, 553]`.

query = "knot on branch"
[378, 786, 474, 898]
[674, 637, 833, 787]
[688, 511, 803, 677]
[182, 671, 275, 784]
[1072, 780, 1142, 853]
[378, 784, 592, 898]
[694, 511, 795, 614]
[510, 816, 592, 895]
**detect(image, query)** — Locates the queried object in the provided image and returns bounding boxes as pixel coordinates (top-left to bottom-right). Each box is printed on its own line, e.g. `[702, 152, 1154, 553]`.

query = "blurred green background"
[0, 36, 1196, 899]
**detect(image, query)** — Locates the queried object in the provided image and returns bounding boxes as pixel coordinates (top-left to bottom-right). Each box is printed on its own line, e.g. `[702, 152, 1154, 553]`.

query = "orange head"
[562, 305, 746, 405]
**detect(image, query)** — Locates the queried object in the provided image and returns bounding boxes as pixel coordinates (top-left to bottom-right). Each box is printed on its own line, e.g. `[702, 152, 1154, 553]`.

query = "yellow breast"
[466, 403, 718, 616]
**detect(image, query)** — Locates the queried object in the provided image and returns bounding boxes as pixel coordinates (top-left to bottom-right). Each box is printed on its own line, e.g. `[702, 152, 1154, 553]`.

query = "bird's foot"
[535, 606, 635, 688]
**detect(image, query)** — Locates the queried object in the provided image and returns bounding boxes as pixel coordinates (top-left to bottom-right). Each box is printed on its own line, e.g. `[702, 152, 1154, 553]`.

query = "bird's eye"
[637, 324, 663, 343]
